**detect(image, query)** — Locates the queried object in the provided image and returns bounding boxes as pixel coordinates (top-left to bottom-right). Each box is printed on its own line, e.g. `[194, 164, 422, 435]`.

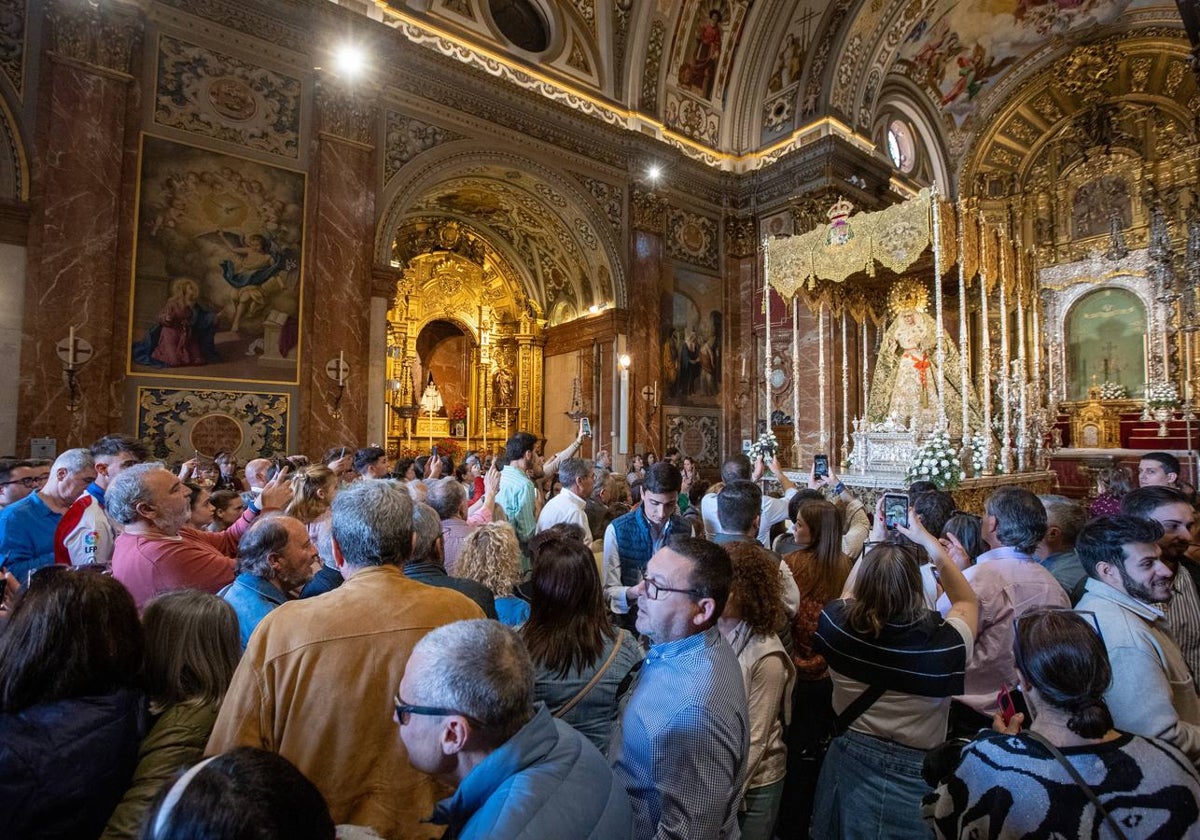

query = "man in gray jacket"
[1076, 515, 1200, 766]
[396, 619, 632, 840]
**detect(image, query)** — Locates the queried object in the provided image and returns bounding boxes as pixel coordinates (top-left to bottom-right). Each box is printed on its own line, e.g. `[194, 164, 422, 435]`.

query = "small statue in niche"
[492, 366, 515, 407]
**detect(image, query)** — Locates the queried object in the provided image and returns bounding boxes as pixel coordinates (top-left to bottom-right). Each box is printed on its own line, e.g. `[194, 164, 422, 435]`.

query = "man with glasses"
[395, 619, 632, 840]
[0, 459, 44, 511]
[0, 448, 95, 584]
[604, 461, 695, 631]
[207, 480, 483, 840]
[1076, 515, 1200, 765]
[609, 537, 748, 840]
[54, 434, 149, 568]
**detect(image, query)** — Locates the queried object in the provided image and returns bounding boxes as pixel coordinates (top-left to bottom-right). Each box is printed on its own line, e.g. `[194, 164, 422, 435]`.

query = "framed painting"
[662, 268, 723, 408]
[127, 134, 306, 384]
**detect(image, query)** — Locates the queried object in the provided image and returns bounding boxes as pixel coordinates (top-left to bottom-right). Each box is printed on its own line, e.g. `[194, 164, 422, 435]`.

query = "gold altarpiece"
[385, 222, 545, 457]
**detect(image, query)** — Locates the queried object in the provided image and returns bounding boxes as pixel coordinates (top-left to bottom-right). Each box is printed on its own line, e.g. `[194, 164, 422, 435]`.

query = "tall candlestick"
[764, 242, 772, 428]
[841, 309, 849, 466]
[958, 201, 970, 440]
[931, 186, 948, 428]
[818, 303, 827, 450]
[792, 297, 800, 466]
[980, 220, 992, 473]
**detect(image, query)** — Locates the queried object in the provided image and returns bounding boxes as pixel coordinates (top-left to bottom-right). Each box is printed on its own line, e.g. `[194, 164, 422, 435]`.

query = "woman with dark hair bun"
[0, 567, 146, 838]
[924, 609, 1200, 838]
[521, 531, 643, 752]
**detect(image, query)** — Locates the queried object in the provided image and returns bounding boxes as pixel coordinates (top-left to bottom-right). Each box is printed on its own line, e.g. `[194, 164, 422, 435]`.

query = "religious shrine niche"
[385, 219, 545, 458]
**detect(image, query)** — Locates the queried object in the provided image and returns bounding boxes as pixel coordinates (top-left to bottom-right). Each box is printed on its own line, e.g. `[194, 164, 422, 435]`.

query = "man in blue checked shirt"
[609, 537, 749, 839]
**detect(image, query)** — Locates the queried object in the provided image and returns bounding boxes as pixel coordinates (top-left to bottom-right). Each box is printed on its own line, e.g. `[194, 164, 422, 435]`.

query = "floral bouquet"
[449, 403, 468, 421]
[1145, 381, 1180, 410]
[1098, 382, 1127, 400]
[905, 429, 965, 490]
[969, 431, 989, 476]
[747, 429, 778, 462]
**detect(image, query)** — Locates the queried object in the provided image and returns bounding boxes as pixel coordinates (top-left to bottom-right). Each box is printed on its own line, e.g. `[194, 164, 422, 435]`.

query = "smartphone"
[882, 493, 909, 530]
[814, 454, 829, 478]
[997, 684, 1018, 725]
[431, 445, 439, 459]
[581, 417, 592, 437]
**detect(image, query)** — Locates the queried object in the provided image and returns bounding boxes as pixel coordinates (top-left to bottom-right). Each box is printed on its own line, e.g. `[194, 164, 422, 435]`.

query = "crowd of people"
[2, 431, 1200, 839]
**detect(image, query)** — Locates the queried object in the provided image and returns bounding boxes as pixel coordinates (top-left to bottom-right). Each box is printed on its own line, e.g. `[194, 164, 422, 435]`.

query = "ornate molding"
[372, 265, 404, 299]
[724, 214, 758, 259]
[384, 113, 464, 185]
[48, 0, 141, 78]
[316, 83, 376, 147]
[631, 186, 668, 235]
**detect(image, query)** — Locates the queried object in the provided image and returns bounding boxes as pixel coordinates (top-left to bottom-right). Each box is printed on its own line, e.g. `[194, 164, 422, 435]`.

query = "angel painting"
[939, 43, 1016, 107]
[209, 230, 286, 332]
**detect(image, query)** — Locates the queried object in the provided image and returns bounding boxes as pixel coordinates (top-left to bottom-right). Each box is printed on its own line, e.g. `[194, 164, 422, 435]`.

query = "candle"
[338, 350, 345, 385]
[1143, 335, 1150, 383]
[741, 356, 747, 378]
[68, 326, 76, 367]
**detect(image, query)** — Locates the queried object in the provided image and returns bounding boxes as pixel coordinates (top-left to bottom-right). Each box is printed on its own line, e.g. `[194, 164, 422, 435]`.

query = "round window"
[488, 0, 550, 53]
[886, 119, 916, 174]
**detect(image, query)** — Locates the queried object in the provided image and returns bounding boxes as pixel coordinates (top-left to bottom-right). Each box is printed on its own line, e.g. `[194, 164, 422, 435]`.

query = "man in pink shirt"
[109, 462, 293, 608]
[937, 486, 1068, 734]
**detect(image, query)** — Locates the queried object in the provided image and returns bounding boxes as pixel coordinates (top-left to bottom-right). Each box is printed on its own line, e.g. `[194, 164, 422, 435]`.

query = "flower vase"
[1153, 407, 1171, 437]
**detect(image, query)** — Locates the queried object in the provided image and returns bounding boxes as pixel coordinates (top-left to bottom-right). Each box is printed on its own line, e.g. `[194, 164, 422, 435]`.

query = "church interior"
[1, 0, 1198, 499]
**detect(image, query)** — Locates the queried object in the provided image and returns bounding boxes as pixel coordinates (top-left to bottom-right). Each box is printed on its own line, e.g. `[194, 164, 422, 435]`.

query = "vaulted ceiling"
[368, 0, 1190, 177]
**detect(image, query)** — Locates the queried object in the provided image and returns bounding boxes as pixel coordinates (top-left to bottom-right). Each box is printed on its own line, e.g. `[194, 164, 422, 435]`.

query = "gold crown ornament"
[886, 279, 930, 316]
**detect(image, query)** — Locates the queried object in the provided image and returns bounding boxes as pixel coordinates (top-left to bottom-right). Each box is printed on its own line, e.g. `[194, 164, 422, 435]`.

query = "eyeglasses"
[641, 571, 699, 601]
[0, 475, 47, 489]
[393, 693, 477, 726]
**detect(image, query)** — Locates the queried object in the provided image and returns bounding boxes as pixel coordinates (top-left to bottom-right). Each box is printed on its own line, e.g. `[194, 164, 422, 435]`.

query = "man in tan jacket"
[207, 479, 484, 840]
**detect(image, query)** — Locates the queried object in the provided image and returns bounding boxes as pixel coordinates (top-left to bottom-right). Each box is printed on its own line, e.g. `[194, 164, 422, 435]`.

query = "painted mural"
[761, 4, 821, 141]
[662, 268, 722, 407]
[129, 135, 305, 384]
[667, 0, 751, 106]
[895, 0, 1139, 122]
[136, 387, 290, 463]
[155, 35, 302, 159]
[1065, 287, 1146, 401]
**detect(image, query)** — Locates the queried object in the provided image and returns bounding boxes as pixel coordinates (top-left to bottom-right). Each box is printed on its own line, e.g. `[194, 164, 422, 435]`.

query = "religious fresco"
[128, 135, 305, 384]
[761, 4, 820, 142]
[136, 387, 290, 463]
[662, 268, 722, 407]
[662, 0, 751, 143]
[1064, 287, 1146, 401]
[154, 35, 302, 158]
[894, 0, 1141, 123]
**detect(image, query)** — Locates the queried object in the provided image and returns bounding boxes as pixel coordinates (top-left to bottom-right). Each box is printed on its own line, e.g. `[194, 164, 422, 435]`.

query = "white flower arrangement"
[1145, 381, 1180, 410]
[905, 429, 965, 490]
[1098, 381, 1127, 400]
[747, 429, 778, 461]
[969, 431, 989, 476]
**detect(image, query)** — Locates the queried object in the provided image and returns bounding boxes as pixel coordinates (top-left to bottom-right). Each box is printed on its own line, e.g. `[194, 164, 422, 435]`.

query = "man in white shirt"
[536, 457, 594, 544]
[701, 453, 797, 546]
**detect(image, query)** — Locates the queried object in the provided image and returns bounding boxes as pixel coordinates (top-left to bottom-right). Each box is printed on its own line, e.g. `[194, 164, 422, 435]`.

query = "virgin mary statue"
[865, 279, 986, 438]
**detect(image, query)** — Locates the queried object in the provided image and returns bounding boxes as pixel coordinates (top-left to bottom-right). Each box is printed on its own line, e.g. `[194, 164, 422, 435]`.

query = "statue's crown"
[887, 279, 929, 316]
[827, 197, 854, 221]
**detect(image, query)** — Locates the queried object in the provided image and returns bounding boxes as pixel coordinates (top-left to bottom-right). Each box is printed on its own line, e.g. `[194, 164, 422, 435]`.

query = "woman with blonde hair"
[285, 465, 338, 561]
[102, 590, 242, 840]
[778, 499, 852, 839]
[456, 522, 527, 626]
[720, 541, 796, 840]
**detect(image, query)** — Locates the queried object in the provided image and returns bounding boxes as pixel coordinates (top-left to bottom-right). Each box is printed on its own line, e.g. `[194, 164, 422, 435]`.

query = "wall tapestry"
[128, 134, 305, 384]
[136, 387, 290, 463]
[155, 34, 301, 158]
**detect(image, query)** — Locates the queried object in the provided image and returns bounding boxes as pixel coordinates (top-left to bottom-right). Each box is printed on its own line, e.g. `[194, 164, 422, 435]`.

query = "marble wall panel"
[631, 229, 664, 454]
[19, 58, 130, 449]
[0, 242, 24, 452]
[300, 136, 374, 455]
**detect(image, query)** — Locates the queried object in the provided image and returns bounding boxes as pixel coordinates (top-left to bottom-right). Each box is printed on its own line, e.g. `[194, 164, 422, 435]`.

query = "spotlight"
[619, 354, 632, 370]
[647, 165, 662, 182]
[334, 44, 367, 78]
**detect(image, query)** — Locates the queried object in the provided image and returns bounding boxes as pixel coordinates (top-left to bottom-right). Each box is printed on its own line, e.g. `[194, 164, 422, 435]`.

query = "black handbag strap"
[835, 684, 886, 734]
[1024, 731, 1130, 840]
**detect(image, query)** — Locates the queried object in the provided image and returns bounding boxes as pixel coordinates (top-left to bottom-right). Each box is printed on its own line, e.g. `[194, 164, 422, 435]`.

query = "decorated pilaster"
[19, 0, 141, 448]
[630, 185, 667, 453]
[300, 79, 377, 455]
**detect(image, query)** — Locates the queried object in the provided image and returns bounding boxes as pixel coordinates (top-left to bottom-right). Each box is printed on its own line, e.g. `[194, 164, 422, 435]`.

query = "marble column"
[630, 186, 667, 455]
[18, 2, 140, 450]
[299, 81, 377, 456]
[724, 214, 757, 457]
